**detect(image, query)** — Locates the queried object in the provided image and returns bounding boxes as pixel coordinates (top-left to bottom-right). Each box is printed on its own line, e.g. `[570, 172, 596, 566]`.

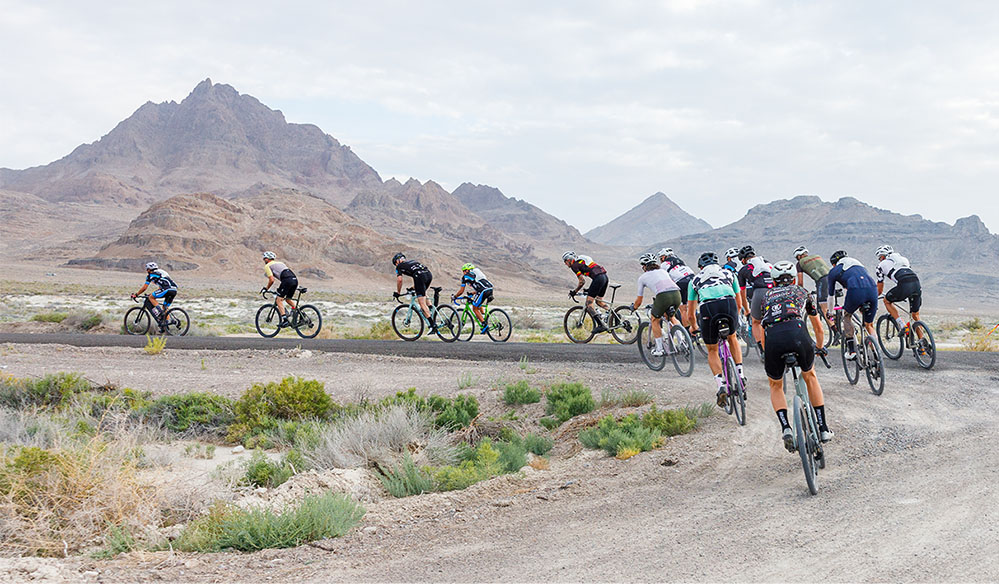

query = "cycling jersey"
[636, 268, 679, 298]
[396, 259, 430, 278]
[145, 269, 178, 291]
[688, 265, 739, 303]
[722, 260, 739, 273]
[568, 256, 607, 277]
[875, 253, 917, 286]
[796, 254, 830, 282]
[828, 257, 878, 321]
[264, 261, 294, 280]
[460, 268, 493, 292]
[760, 285, 817, 328]
[744, 256, 773, 289]
[663, 256, 694, 282]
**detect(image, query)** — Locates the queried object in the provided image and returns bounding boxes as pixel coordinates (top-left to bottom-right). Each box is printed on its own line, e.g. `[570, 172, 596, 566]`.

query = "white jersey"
[875, 253, 912, 285]
[667, 263, 694, 282]
[637, 268, 679, 297]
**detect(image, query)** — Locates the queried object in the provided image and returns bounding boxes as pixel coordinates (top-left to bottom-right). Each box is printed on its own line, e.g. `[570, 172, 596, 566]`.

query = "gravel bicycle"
[124, 295, 190, 336]
[834, 300, 885, 395]
[782, 350, 830, 496]
[714, 321, 746, 426]
[876, 301, 936, 370]
[563, 285, 640, 344]
[392, 287, 459, 342]
[452, 295, 512, 342]
[636, 305, 694, 376]
[255, 288, 322, 339]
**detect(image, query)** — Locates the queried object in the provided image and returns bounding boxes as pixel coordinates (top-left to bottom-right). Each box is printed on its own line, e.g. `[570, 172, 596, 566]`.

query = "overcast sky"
[2, 1, 997, 233]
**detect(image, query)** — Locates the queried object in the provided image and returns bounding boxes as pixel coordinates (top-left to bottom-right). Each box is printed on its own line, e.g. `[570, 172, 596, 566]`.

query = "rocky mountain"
[584, 192, 711, 247]
[451, 183, 589, 249]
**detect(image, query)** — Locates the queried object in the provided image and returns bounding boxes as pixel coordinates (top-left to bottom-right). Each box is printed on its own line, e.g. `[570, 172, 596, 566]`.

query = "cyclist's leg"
[750, 289, 765, 349]
[413, 274, 433, 320]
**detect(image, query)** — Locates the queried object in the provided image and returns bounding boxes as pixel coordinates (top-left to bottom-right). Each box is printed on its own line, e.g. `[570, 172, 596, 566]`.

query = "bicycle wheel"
[123, 307, 150, 335]
[456, 311, 475, 342]
[293, 305, 322, 339]
[911, 321, 936, 370]
[864, 336, 885, 396]
[876, 314, 903, 360]
[485, 308, 512, 342]
[563, 306, 595, 343]
[162, 308, 190, 336]
[610, 306, 640, 344]
[809, 407, 826, 470]
[392, 304, 424, 341]
[793, 394, 818, 495]
[726, 355, 745, 426]
[669, 324, 694, 377]
[807, 313, 832, 349]
[841, 334, 860, 385]
[637, 321, 667, 371]
[255, 304, 282, 338]
[433, 305, 460, 342]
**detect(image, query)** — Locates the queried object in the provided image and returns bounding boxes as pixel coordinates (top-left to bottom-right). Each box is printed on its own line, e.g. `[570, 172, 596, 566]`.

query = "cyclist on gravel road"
[260, 252, 298, 328]
[657, 248, 695, 315]
[563, 251, 610, 334]
[131, 262, 178, 327]
[875, 245, 924, 340]
[722, 247, 741, 273]
[761, 261, 832, 451]
[737, 245, 773, 353]
[393, 253, 436, 328]
[630, 252, 682, 356]
[454, 263, 494, 333]
[827, 250, 878, 360]
[793, 245, 831, 323]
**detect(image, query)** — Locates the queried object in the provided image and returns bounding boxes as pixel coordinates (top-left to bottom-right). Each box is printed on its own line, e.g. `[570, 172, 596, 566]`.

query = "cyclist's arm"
[264, 275, 276, 290]
[572, 274, 585, 294]
[396, 274, 404, 294]
[632, 294, 644, 311]
[877, 281, 884, 296]
[134, 283, 149, 296]
[686, 299, 698, 329]
[456, 284, 467, 297]
[796, 272, 804, 287]
[808, 312, 825, 348]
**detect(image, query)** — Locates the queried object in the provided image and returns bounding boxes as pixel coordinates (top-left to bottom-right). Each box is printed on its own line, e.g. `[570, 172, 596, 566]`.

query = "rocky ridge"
[584, 192, 711, 247]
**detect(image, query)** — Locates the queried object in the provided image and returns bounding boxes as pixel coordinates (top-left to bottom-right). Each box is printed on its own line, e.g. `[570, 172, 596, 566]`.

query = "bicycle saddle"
[609, 284, 621, 290]
[782, 353, 799, 365]
[299, 287, 308, 293]
[431, 286, 443, 292]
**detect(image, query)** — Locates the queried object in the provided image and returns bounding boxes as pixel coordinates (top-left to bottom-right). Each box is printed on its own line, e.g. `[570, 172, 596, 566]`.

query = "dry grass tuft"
[527, 456, 550, 470]
[962, 330, 998, 352]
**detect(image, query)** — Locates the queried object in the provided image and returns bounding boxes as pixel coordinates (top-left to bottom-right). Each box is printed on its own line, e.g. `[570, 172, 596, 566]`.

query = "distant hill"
[584, 192, 711, 246]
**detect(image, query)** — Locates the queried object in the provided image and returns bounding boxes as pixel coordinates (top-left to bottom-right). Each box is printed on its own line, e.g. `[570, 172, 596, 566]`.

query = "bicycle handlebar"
[395, 288, 416, 304]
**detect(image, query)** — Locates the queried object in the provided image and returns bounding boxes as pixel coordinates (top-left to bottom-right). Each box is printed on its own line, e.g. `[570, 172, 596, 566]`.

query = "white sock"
[736, 363, 744, 376]
[715, 374, 725, 389]
[654, 336, 664, 350]
[896, 317, 905, 328]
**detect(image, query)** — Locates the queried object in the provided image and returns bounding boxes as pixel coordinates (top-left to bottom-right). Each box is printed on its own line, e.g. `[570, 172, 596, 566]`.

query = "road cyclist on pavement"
[827, 250, 879, 360]
[260, 252, 298, 328]
[563, 251, 611, 334]
[761, 260, 833, 451]
[630, 252, 682, 356]
[131, 262, 178, 330]
[393, 252, 437, 330]
[737, 245, 774, 354]
[454, 263, 494, 334]
[875, 245, 924, 341]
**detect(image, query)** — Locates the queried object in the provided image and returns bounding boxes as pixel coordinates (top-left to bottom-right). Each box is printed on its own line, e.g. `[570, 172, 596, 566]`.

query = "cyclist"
[563, 251, 610, 334]
[685, 252, 745, 406]
[722, 247, 740, 273]
[260, 252, 298, 327]
[827, 250, 878, 360]
[761, 260, 832, 450]
[793, 246, 831, 322]
[454, 263, 494, 333]
[657, 248, 696, 322]
[131, 262, 178, 329]
[630, 252, 682, 356]
[875, 245, 924, 340]
[737, 245, 773, 352]
[393, 252, 435, 328]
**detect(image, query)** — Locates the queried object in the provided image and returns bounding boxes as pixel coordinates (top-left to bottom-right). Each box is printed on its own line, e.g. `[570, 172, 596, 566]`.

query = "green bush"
[92, 525, 136, 559]
[642, 405, 697, 436]
[378, 454, 433, 498]
[173, 492, 365, 553]
[545, 382, 595, 424]
[523, 433, 554, 456]
[240, 450, 305, 489]
[579, 415, 663, 459]
[432, 440, 502, 491]
[379, 388, 479, 430]
[503, 380, 541, 405]
[538, 417, 559, 431]
[236, 378, 335, 424]
[495, 440, 528, 472]
[30, 312, 69, 323]
[0, 373, 92, 409]
[600, 388, 654, 408]
[144, 393, 235, 436]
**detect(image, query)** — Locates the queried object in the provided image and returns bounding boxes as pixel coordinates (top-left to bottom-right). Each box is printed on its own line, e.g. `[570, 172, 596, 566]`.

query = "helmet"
[725, 247, 739, 260]
[562, 251, 577, 262]
[145, 262, 158, 271]
[657, 247, 674, 259]
[738, 245, 755, 260]
[697, 252, 719, 268]
[461, 263, 475, 272]
[772, 260, 796, 285]
[262, 251, 276, 260]
[829, 250, 847, 266]
[876, 245, 894, 258]
[392, 252, 406, 265]
[793, 246, 809, 258]
[639, 252, 658, 266]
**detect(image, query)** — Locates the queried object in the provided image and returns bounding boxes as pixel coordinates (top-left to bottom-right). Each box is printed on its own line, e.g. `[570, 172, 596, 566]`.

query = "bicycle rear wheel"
[391, 304, 424, 341]
[637, 321, 667, 371]
[725, 355, 745, 426]
[294, 305, 322, 339]
[433, 305, 460, 342]
[610, 306, 640, 344]
[123, 307, 150, 336]
[669, 324, 694, 377]
[162, 308, 190, 336]
[793, 394, 818, 495]
[864, 336, 885, 395]
[255, 304, 281, 338]
[563, 306, 595, 344]
[841, 335, 860, 385]
[911, 321, 936, 370]
[876, 314, 903, 360]
[485, 308, 512, 342]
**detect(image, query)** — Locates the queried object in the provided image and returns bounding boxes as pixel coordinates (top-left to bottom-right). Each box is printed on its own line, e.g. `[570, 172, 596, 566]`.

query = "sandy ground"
[1, 342, 997, 582]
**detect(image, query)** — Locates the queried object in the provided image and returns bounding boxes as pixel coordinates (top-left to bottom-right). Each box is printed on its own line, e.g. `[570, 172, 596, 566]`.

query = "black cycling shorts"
[699, 297, 739, 345]
[814, 275, 829, 305]
[276, 275, 298, 299]
[884, 274, 921, 312]
[763, 320, 815, 380]
[412, 271, 433, 297]
[676, 276, 693, 305]
[651, 290, 682, 319]
[587, 273, 609, 298]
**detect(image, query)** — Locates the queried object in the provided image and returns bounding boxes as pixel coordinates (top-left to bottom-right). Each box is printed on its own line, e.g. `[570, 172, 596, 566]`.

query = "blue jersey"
[145, 269, 178, 291]
[827, 258, 875, 299]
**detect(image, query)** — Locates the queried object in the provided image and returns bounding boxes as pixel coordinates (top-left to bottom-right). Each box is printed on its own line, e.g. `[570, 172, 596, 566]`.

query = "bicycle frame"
[456, 296, 491, 328]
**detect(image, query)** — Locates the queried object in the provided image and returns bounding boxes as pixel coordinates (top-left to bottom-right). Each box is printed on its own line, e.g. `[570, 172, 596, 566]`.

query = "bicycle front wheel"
[864, 336, 885, 396]
[294, 305, 322, 339]
[793, 395, 818, 495]
[255, 304, 282, 338]
[563, 306, 595, 344]
[392, 304, 424, 341]
[433, 305, 460, 342]
[911, 321, 936, 370]
[637, 321, 667, 371]
[725, 355, 745, 426]
[123, 307, 150, 336]
[841, 335, 860, 385]
[485, 308, 512, 342]
[876, 314, 903, 360]
[669, 324, 694, 377]
[163, 308, 190, 336]
[456, 311, 475, 342]
[610, 306, 640, 344]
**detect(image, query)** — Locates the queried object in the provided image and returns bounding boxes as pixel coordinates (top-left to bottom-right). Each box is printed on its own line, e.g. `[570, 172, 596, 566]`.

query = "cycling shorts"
[763, 320, 815, 380]
[587, 273, 609, 298]
[472, 288, 494, 307]
[151, 288, 177, 305]
[675, 275, 693, 305]
[651, 290, 682, 319]
[843, 286, 878, 323]
[276, 275, 298, 299]
[699, 297, 739, 345]
[750, 288, 767, 321]
[884, 274, 921, 312]
[412, 271, 433, 298]
[814, 275, 829, 305]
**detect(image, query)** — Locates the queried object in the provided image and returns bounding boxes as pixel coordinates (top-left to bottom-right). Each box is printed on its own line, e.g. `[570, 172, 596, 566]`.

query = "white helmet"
[875, 245, 893, 258]
[772, 260, 796, 285]
[561, 251, 578, 262]
[657, 247, 674, 259]
[793, 246, 809, 257]
[144, 262, 158, 271]
[262, 251, 276, 260]
[639, 252, 658, 266]
[725, 247, 739, 260]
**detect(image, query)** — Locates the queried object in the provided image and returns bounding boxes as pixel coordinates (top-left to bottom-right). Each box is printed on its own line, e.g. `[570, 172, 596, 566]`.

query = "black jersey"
[396, 260, 431, 278]
[761, 285, 816, 328]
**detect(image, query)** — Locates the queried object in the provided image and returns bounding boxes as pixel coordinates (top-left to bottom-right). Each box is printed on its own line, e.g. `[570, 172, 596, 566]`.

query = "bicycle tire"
[876, 314, 904, 360]
[637, 321, 667, 371]
[911, 321, 936, 370]
[456, 310, 475, 342]
[563, 306, 595, 344]
[669, 324, 694, 377]
[727, 355, 745, 426]
[392, 304, 424, 341]
[722, 356, 734, 415]
[693, 332, 708, 358]
[806, 313, 832, 349]
[610, 306, 640, 344]
[433, 305, 460, 342]
[255, 304, 281, 338]
[841, 334, 860, 385]
[485, 308, 512, 342]
[162, 308, 190, 336]
[294, 305, 322, 339]
[810, 407, 826, 470]
[864, 336, 885, 395]
[123, 307, 150, 336]
[793, 394, 818, 495]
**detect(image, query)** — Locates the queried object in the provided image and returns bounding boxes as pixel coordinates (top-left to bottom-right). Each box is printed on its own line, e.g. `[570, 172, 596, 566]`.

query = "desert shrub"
[144, 393, 235, 436]
[143, 335, 166, 355]
[0, 408, 64, 448]
[641, 405, 697, 436]
[240, 450, 305, 489]
[538, 417, 559, 431]
[545, 382, 595, 424]
[231, 378, 336, 441]
[379, 389, 479, 430]
[87, 387, 152, 417]
[457, 372, 477, 390]
[173, 492, 365, 553]
[503, 380, 541, 405]
[600, 388, 654, 408]
[92, 525, 137, 559]
[681, 401, 715, 422]
[432, 440, 502, 491]
[962, 329, 997, 351]
[512, 310, 544, 330]
[344, 320, 395, 340]
[579, 415, 663, 459]
[495, 439, 528, 472]
[523, 433, 554, 456]
[0, 373, 92, 410]
[64, 311, 104, 331]
[30, 312, 68, 323]
[378, 453, 433, 498]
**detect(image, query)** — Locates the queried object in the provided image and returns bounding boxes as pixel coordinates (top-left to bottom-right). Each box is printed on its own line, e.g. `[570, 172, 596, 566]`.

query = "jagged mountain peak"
[584, 191, 711, 247]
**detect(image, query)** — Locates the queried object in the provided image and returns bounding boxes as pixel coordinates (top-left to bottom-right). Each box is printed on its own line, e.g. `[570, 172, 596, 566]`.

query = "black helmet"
[829, 250, 847, 266]
[392, 252, 406, 265]
[738, 245, 755, 260]
[697, 252, 719, 269]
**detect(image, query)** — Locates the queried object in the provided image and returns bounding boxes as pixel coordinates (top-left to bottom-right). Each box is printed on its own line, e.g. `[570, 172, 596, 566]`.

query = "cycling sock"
[896, 317, 906, 328]
[776, 409, 790, 431]
[654, 336, 663, 350]
[814, 405, 827, 431]
[736, 363, 744, 376]
[714, 374, 725, 389]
